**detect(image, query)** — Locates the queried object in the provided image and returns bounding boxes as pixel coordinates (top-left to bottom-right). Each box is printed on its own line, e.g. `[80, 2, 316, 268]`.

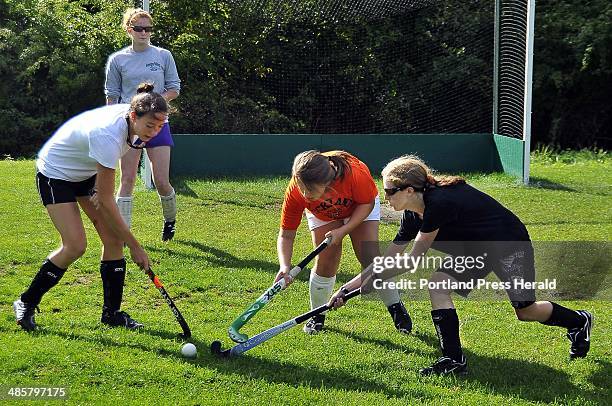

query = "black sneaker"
[568, 310, 593, 359]
[101, 310, 144, 330]
[420, 355, 468, 376]
[13, 299, 39, 332]
[162, 220, 176, 242]
[387, 302, 412, 334]
[303, 314, 325, 334]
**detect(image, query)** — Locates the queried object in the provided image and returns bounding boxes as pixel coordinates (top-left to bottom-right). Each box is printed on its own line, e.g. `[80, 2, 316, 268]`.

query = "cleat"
[568, 310, 593, 359]
[101, 310, 143, 330]
[13, 299, 39, 332]
[162, 220, 176, 242]
[387, 302, 412, 334]
[303, 314, 325, 335]
[420, 355, 468, 376]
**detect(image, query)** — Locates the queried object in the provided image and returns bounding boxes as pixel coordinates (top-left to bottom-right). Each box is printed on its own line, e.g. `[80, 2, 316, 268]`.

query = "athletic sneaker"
[162, 220, 176, 242]
[567, 310, 593, 359]
[13, 299, 39, 332]
[303, 314, 325, 334]
[101, 310, 143, 330]
[420, 355, 468, 376]
[387, 302, 412, 334]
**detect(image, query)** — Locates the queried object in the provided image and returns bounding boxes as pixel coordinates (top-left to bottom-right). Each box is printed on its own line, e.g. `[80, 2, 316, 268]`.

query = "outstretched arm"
[329, 229, 439, 308]
[92, 164, 150, 270]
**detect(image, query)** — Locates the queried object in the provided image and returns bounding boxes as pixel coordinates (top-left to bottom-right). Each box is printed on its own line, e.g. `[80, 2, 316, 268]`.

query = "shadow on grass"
[528, 177, 577, 192]
[171, 178, 199, 199]
[3, 324, 606, 403]
[0, 326, 415, 400]
[146, 239, 278, 274]
[325, 326, 433, 358]
[528, 176, 610, 197]
[461, 350, 608, 404]
[195, 196, 277, 210]
[401, 327, 606, 404]
[205, 348, 413, 399]
[0, 325, 186, 359]
[411, 330, 441, 349]
[588, 360, 612, 403]
[150, 239, 356, 284]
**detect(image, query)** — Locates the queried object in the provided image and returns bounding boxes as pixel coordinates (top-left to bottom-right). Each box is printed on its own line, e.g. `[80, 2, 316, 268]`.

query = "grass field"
[0, 152, 610, 405]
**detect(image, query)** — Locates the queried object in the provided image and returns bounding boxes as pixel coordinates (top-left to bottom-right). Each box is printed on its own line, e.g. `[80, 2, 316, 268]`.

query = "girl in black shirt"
[330, 155, 593, 376]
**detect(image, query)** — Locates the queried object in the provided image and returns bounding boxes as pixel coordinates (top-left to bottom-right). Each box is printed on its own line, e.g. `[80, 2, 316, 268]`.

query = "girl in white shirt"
[14, 83, 169, 332]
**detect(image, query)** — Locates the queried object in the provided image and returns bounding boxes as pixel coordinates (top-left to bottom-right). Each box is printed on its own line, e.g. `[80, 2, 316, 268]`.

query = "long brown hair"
[381, 155, 464, 191]
[291, 150, 351, 189]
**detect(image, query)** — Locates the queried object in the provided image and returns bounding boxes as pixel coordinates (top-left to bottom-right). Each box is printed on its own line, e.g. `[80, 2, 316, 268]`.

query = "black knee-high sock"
[21, 259, 66, 306]
[100, 259, 126, 313]
[540, 302, 585, 330]
[432, 308, 463, 361]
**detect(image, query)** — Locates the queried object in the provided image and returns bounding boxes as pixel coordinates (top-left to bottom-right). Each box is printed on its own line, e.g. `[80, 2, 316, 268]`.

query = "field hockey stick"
[227, 235, 332, 343]
[213, 289, 360, 358]
[145, 267, 192, 339]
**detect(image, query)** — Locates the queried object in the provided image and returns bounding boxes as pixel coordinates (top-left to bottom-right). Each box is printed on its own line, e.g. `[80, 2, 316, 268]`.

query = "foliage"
[531, 144, 609, 165]
[0, 0, 610, 157]
[533, 0, 612, 149]
[0, 0, 129, 156]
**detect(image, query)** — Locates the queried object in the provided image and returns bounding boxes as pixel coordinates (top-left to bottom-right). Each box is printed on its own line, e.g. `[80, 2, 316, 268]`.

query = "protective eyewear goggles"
[384, 185, 410, 196]
[130, 25, 154, 33]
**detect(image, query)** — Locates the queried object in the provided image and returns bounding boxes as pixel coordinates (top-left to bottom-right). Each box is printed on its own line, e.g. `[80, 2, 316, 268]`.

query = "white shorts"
[306, 196, 381, 231]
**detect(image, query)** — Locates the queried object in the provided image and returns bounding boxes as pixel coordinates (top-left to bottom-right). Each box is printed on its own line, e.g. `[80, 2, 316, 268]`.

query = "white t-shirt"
[37, 104, 132, 182]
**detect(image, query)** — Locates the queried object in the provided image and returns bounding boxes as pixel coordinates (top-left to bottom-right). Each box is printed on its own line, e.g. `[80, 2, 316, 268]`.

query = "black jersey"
[394, 183, 530, 246]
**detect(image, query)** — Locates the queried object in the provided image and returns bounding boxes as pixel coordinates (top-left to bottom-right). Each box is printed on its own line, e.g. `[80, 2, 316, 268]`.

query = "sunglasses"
[384, 184, 427, 196]
[384, 185, 410, 196]
[130, 25, 154, 33]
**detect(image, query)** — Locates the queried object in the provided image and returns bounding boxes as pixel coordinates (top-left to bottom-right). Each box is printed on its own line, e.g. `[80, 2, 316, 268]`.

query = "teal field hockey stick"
[214, 289, 361, 357]
[227, 236, 332, 343]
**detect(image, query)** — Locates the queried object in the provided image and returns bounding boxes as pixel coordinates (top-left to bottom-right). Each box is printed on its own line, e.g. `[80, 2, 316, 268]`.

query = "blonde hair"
[381, 155, 464, 191]
[122, 8, 152, 31]
[291, 150, 351, 189]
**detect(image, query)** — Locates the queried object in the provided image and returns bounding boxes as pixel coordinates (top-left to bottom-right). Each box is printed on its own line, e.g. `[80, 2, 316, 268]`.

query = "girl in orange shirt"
[276, 150, 412, 334]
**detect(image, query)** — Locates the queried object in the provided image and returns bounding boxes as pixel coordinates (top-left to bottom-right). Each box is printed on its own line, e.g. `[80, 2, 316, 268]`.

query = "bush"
[1, 0, 609, 157]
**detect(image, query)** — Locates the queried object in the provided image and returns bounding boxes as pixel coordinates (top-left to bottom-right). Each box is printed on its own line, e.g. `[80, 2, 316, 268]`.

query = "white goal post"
[141, 0, 154, 189]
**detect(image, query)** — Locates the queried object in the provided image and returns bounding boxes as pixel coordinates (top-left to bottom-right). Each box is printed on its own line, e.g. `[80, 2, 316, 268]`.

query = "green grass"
[0, 153, 610, 405]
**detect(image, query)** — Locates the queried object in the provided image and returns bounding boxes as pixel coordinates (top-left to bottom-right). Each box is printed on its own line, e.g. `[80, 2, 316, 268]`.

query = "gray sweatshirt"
[104, 45, 181, 103]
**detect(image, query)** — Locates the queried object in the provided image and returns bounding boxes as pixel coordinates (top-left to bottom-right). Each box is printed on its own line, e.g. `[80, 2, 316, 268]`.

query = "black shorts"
[36, 172, 96, 206]
[438, 243, 537, 309]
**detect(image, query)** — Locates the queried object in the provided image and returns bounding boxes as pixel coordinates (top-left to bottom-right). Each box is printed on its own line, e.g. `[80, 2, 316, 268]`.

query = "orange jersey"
[280, 152, 378, 230]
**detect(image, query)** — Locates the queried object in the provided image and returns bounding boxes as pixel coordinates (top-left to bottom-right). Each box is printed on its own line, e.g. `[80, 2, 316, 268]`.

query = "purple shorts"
[146, 122, 174, 148]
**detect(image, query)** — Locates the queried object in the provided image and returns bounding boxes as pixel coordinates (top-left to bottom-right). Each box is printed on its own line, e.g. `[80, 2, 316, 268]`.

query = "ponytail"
[292, 150, 352, 189]
[382, 155, 464, 191]
[129, 82, 171, 117]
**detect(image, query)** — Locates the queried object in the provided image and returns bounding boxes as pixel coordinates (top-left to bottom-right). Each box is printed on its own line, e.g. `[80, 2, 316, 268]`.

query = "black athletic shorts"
[36, 172, 97, 206]
[438, 243, 537, 309]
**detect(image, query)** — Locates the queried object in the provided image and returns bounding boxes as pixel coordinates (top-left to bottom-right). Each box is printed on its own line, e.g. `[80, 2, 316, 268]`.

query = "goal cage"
[142, 0, 535, 183]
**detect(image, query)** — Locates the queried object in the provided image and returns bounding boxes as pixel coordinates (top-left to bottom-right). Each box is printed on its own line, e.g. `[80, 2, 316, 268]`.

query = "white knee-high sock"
[116, 196, 133, 228]
[378, 282, 401, 307]
[159, 188, 176, 222]
[309, 272, 336, 311]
